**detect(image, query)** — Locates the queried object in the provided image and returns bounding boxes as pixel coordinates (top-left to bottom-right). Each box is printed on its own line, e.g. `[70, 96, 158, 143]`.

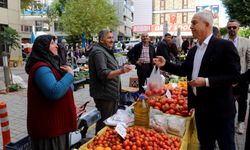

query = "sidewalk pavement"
[0, 66, 248, 150]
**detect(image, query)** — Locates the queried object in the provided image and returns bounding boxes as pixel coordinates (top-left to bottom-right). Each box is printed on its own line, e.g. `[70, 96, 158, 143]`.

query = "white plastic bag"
[150, 108, 187, 137]
[12, 74, 27, 89]
[166, 114, 186, 137]
[146, 66, 163, 94]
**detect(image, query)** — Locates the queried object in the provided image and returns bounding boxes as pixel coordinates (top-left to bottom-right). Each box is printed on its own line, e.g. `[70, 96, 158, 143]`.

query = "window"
[21, 25, 32, 32]
[160, 14, 165, 24]
[0, 0, 7, 8]
[182, 12, 188, 23]
[160, 0, 165, 10]
[183, 0, 188, 9]
[35, 20, 50, 31]
[0, 24, 8, 52]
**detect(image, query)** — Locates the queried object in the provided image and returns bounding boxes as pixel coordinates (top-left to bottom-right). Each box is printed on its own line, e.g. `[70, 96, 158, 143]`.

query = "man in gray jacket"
[88, 29, 132, 134]
[225, 19, 250, 134]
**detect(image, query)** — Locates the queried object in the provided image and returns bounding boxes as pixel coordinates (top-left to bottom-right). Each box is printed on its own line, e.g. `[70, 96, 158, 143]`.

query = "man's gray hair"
[227, 19, 240, 26]
[98, 29, 112, 42]
[194, 11, 213, 29]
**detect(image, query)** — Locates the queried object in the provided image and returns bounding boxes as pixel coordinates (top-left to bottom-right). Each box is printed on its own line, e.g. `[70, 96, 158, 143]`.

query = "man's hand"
[136, 60, 142, 66]
[123, 64, 132, 73]
[153, 56, 166, 67]
[188, 77, 206, 87]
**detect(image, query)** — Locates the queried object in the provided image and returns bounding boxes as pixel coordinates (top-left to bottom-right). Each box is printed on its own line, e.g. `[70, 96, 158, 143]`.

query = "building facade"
[0, 0, 22, 65]
[113, 0, 134, 41]
[133, 0, 196, 37]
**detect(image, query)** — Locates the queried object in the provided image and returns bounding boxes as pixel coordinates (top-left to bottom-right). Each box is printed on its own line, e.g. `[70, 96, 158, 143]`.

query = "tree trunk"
[2, 45, 11, 91]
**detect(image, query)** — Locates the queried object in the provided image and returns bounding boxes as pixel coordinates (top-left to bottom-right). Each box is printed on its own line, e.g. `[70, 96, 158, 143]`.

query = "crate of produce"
[79, 126, 182, 150]
[6, 136, 31, 150]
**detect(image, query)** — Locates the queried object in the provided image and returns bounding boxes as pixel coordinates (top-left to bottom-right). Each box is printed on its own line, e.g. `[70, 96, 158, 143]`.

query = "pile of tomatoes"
[146, 87, 193, 117]
[87, 127, 181, 150]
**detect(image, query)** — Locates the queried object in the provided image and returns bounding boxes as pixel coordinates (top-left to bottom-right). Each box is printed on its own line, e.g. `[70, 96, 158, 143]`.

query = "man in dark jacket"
[154, 11, 240, 150]
[58, 39, 68, 65]
[127, 33, 156, 93]
[88, 29, 132, 134]
[157, 33, 178, 63]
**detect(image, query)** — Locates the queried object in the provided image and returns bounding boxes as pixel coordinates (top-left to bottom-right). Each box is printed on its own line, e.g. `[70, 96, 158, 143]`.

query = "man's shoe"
[236, 122, 245, 134]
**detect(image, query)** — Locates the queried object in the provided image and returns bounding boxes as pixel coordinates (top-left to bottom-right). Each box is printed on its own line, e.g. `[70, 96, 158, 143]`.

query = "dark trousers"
[94, 99, 118, 134]
[245, 109, 250, 150]
[233, 82, 248, 122]
[137, 64, 153, 93]
[31, 133, 69, 150]
[195, 113, 236, 150]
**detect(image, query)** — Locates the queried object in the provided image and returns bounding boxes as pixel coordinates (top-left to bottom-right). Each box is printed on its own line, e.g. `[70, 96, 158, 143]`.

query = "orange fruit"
[95, 146, 104, 150]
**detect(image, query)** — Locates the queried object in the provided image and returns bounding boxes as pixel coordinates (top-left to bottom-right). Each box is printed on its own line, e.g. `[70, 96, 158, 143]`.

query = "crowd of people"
[25, 11, 250, 150]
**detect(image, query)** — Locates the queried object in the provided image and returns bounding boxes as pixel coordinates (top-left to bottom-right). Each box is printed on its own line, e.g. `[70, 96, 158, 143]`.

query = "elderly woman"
[25, 35, 77, 150]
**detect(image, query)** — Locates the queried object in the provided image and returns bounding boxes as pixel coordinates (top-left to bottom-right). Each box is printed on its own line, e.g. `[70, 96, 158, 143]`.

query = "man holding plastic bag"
[154, 11, 240, 150]
[127, 33, 156, 93]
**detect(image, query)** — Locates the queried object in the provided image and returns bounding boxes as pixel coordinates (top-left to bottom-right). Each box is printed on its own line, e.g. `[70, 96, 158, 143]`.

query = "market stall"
[73, 64, 89, 90]
[78, 76, 199, 150]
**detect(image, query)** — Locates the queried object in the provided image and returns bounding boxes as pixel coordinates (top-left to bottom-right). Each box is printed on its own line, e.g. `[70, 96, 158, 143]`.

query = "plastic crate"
[6, 136, 31, 150]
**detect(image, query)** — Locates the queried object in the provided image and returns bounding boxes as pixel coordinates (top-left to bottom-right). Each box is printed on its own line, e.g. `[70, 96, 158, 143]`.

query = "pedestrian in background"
[225, 19, 250, 134]
[212, 26, 221, 38]
[181, 39, 190, 54]
[57, 38, 68, 65]
[25, 35, 77, 150]
[88, 29, 132, 134]
[127, 32, 156, 93]
[157, 33, 178, 63]
[122, 42, 126, 51]
[154, 11, 240, 150]
[235, 68, 250, 150]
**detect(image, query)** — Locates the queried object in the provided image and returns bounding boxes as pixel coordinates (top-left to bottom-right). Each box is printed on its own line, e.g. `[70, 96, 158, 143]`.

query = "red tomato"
[145, 90, 153, 97]
[153, 88, 162, 95]
[148, 100, 155, 107]
[169, 109, 176, 114]
[178, 99, 185, 105]
[161, 103, 169, 112]
[131, 145, 137, 150]
[155, 102, 162, 108]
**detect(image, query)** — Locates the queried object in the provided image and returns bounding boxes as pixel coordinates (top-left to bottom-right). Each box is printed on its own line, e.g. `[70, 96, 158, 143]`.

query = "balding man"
[154, 11, 240, 150]
[127, 33, 156, 93]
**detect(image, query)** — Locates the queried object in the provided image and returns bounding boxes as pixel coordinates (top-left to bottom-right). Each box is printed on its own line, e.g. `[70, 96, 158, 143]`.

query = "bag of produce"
[146, 66, 164, 95]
